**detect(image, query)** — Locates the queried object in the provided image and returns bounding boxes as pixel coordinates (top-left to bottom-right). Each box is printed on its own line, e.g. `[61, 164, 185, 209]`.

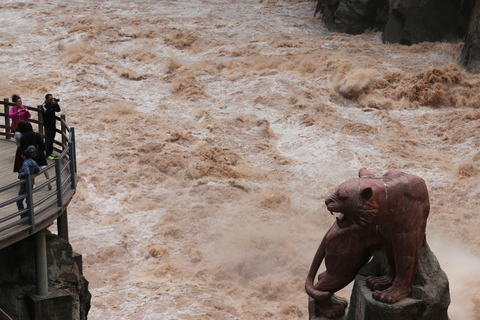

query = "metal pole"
[35, 229, 48, 296]
[4, 98, 10, 140]
[70, 127, 77, 174]
[55, 158, 63, 207]
[61, 114, 66, 149]
[69, 142, 76, 189]
[25, 175, 35, 229]
[57, 209, 69, 242]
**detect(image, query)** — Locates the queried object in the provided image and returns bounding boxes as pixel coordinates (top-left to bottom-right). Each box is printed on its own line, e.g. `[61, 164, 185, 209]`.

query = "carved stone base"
[308, 297, 347, 320]
[347, 276, 425, 320]
[308, 240, 450, 320]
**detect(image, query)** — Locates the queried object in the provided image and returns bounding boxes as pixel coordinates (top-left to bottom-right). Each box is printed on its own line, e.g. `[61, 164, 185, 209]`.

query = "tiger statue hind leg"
[305, 220, 380, 318]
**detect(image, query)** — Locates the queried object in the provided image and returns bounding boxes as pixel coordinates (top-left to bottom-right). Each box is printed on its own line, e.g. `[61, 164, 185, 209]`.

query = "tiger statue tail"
[305, 236, 330, 301]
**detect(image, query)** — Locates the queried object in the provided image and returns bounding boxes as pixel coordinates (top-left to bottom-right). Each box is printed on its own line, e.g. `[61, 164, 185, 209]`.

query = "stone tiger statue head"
[325, 170, 386, 228]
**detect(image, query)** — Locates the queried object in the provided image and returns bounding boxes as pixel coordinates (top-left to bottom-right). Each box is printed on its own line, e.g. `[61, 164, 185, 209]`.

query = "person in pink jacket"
[9, 94, 31, 133]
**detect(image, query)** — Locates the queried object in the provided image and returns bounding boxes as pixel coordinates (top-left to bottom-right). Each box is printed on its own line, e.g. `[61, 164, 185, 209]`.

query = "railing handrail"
[0, 100, 64, 143]
[0, 98, 77, 250]
[0, 307, 13, 320]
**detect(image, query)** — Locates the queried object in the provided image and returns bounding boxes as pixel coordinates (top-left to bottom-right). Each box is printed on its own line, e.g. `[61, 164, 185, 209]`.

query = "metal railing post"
[68, 142, 76, 189]
[25, 175, 35, 229]
[35, 229, 48, 296]
[4, 98, 10, 140]
[70, 127, 77, 173]
[61, 114, 66, 148]
[55, 158, 63, 207]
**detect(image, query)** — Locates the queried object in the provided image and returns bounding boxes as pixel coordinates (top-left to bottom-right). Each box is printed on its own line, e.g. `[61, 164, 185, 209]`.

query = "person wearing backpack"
[17, 147, 40, 218]
[19, 122, 52, 190]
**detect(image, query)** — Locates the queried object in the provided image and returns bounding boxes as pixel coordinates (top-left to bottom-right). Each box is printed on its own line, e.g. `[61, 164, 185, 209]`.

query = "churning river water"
[1, 0, 480, 319]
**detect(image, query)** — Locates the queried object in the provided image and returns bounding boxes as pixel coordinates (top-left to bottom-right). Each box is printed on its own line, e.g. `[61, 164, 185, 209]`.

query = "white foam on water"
[1, 0, 479, 319]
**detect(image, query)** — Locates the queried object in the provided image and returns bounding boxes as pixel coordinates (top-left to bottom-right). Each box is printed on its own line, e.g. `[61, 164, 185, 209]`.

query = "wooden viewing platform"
[0, 138, 75, 248]
[0, 98, 78, 318]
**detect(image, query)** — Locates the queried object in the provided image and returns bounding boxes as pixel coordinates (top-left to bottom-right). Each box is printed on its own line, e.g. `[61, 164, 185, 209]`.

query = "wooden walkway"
[0, 139, 58, 225]
[0, 139, 17, 186]
[0, 133, 76, 251]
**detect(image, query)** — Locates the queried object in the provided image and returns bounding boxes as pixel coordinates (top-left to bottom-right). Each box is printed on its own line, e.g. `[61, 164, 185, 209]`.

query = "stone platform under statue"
[308, 241, 450, 320]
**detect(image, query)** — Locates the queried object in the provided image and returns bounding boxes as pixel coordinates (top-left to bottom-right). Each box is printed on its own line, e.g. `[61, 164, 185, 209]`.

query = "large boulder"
[316, 0, 474, 44]
[0, 231, 91, 320]
[319, 0, 389, 35]
[460, 1, 480, 73]
[316, 0, 480, 73]
[382, 0, 462, 45]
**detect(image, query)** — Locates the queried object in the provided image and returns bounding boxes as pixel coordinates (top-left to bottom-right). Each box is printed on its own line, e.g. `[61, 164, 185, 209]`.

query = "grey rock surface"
[346, 239, 450, 320]
[382, 0, 461, 45]
[308, 239, 450, 320]
[0, 231, 91, 320]
[460, 1, 480, 73]
[316, 0, 480, 73]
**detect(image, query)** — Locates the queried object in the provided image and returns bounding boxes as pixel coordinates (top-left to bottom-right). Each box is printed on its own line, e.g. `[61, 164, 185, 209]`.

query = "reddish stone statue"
[306, 168, 430, 318]
[305, 221, 380, 318]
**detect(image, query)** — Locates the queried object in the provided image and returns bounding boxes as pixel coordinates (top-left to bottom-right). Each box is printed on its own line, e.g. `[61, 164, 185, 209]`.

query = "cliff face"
[460, 1, 480, 72]
[316, 0, 480, 72]
[0, 231, 91, 320]
[381, 0, 464, 45]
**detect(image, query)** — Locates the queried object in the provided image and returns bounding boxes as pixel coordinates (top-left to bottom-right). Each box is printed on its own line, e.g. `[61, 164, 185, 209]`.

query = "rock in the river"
[460, 1, 480, 73]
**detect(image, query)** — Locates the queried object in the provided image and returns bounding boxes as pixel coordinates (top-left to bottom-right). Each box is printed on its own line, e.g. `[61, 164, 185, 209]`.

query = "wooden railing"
[0, 98, 77, 250]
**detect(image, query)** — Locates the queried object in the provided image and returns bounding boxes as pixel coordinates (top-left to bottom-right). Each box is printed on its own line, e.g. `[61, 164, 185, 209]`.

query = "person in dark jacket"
[40, 93, 60, 160]
[13, 120, 27, 173]
[20, 122, 52, 190]
[17, 147, 40, 218]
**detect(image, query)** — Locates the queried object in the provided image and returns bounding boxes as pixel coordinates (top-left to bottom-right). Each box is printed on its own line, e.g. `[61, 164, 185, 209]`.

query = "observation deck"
[0, 98, 78, 319]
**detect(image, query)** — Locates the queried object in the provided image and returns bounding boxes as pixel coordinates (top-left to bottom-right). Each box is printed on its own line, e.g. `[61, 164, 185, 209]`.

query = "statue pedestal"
[308, 297, 347, 320]
[308, 281, 423, 320]
[308, 241, 450, 320]
[346, 276, 424, 320]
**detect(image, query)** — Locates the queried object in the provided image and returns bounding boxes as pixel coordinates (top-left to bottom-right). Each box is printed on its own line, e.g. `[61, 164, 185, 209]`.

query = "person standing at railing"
[17, 147, 40, 218]
[40, 93, 60, 160]
[19, 122, 52, 190]
[8, 94, 31, 133]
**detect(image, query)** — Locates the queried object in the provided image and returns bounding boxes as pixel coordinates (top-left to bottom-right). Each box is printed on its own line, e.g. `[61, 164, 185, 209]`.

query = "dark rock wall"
[320, 0, 389, 34]
[0, 231, 91, 320]
[316, 0, 480, 73]
[382, 0, 461, 45]
[460, 0, 480, 72]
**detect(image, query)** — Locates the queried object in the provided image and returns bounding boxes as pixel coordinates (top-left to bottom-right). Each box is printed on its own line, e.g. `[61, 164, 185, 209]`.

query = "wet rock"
[460, 1, 480, 73]
[319, 0, 389, 35]
[382, 0, 461, 45]
[346, 240, 450, 320]
[0, 231, 91, 320]
[316, 0, 480, 73]
[315, 0, 478, 45]
[316, 0, 474, 44]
